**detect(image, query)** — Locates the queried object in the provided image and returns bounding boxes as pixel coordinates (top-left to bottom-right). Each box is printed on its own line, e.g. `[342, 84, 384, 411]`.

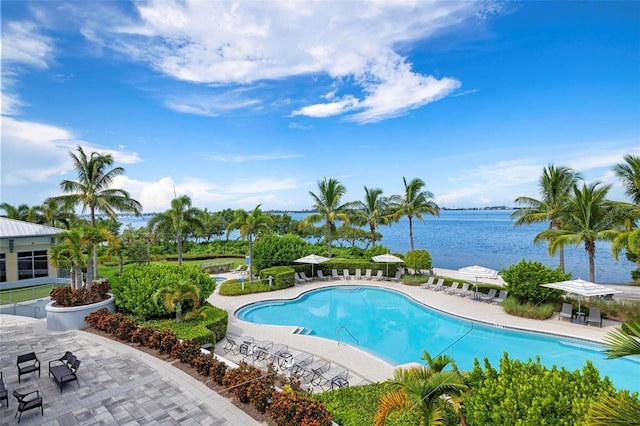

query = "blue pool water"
[237, 286, 640, 392]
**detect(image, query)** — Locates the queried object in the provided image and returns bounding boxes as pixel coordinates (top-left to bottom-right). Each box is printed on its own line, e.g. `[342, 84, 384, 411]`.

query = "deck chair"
[390, 270, 402, 282]
[493, 290, 508, 304]
[374, 270, 384, 281]
[428, 278, 444, 291]
[354, 269, 362, 280]
[363, 269, 372, 280]
[17, 353, 40, 384]
[0, 371, 7, 409]
[444, 282, 459, 294]
[419, 276, 435, 289]
[231, 264, 245, 273]
[587, 307, 602, 327]
[558, 303, 573, 321]
[300, 272, 313, 282]
[295, 273, 306, 284]
[480, 289, 498, 302]
[222, 334, 242, 355]
[256, 343, 288, 364]
[279, 351, 313, 372]
[454, 283, 470, 297]
[331, 269, 340, 280]
[317, 270, 329, 281]
[13, 390, 42, 423]
[311, 363, 349, 390]
[343, 269, 351, 280]
[295, 358, 330, 384]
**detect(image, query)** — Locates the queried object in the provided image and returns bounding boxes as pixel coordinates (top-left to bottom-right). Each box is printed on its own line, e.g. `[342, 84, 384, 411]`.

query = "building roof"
[0, 217, 65, 238]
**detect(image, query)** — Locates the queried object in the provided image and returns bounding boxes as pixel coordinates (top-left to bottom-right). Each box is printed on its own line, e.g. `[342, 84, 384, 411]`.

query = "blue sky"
[2, 1, 639, 213]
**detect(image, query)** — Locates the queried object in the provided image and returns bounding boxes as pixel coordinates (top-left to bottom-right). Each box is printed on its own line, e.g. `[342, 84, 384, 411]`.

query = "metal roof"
[0, 217, 65, 238]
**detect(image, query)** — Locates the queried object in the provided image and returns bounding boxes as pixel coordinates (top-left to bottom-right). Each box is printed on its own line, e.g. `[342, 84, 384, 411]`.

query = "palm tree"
[0, 202, 39, 222]
[602, 320, 640, 358]
[512, 165, 582, 272]
[389, 177, 440, 251]
[153, 280, 200, 323]
[300, 178, 349, 257]
[613, 155, 640, 205]
[53, 146, 142, 280]
[39, 197, 76, 228]
[148, 195, 202, 266]
[227, 204, 273, 282]
[610, 155, 640, 275]
[535, 182, 618, 282]
[347, 186, 391, 247]
[375, 350, 467, 426]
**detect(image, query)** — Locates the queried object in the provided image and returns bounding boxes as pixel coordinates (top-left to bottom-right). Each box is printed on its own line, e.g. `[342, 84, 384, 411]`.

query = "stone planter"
[46, 294, 115, 331]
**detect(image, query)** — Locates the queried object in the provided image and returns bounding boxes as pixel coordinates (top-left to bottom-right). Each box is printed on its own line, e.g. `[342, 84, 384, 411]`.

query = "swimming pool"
[236, 286, 640, 392]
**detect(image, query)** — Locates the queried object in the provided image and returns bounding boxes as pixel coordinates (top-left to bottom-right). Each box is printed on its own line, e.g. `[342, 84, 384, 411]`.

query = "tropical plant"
[535, 182, 618, 282]
[37, 197, 77, 228]
[602, 320, 640, 359]
[389, 177, 440, 251]
[404, 250, 432, 274]
[611, 155, 640, 280]
[374, 350, 467, 426]
[252, 233, 310, 271]
[512, 165, 582, 272]
[148, 195, 202, 266]
[500, 259, 569, 303]
[152, 280, 201, 323]
[301, 178, 349, 257]
[346, 186, 391, 247]
[52, 146, 142, 280]
[226, 204, 273, 282]
[0, 202, 40, 222]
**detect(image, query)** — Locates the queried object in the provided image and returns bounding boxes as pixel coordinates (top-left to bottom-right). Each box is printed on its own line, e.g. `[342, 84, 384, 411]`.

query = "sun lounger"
[492, 290, 508, 304]
[364, 269, 372, 280]
[279, 351, 313, 372]
[480, 289, 497, 302]
[390, 270, 402, 282]
[294, 358, 330, 383]
[317, 270, 329, 280]
[454, 283, 470, 297]
[419, 276, 435, 289]
[428, 278, 444, 291]
[443, 282, 459, 294]
[311, 363, 349, 390]
[223, 334, 243, 355]
[238, 336, 255, 356]
[295, 273, 306, 284]
[332, 269, 340, 280]
[374, 270, 384, 281]
[343, 269, 351, 280]
[558, 303, 573, 322]
[587, 306, 602, 327]
[256, 343, 289, 365]
[231, 264, 245, 273]
[354, 269, 362, 280]
[300, 272, 313, 282]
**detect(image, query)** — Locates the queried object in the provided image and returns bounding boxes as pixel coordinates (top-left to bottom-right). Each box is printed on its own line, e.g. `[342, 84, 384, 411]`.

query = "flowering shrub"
[130, 326, 156, 346]
[85, 307, 111, 328]
[148, 329, 179, 354]
[209, 357, 228, 385]
[170, 339, 202, 365]
[114, 316, 139, 341]
[267, 385, 333, 426]
[222, 361, 268, 404]
[52, 280, 111, 306]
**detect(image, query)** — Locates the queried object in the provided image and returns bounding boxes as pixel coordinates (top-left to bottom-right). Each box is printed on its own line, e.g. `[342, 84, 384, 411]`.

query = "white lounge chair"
[280, 351, 313, 373]
[300, 272, 313, 282]
[374, 270, 384, 281]
[558, 302, 573, 321]
[317, 270, 329, 280]
[492, 290, 508, 305]
[454, 283, 470, 297]
[311, 363, 349, 390]
[419, 277, 435, 289]
[390, 270, 402, 282]
[294, 273, 306, 284]
[231, 264, 245, 273]
[343, 269, 351, 280]
[428, 278, 444, 291]
[480, 289, 498, 302]
[332, 269, 340, 280]
[354, 269, 362, 280]
[444, 282, 459, 294]
[363, 269, 372, 280]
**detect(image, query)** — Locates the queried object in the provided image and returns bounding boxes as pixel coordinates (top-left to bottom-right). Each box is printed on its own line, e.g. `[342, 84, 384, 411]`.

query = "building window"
[0, 253, 6, 282]
[17, 250, 49, 280]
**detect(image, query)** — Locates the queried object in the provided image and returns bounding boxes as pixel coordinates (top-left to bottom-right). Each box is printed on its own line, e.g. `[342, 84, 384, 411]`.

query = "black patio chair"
[17, 352, 40, 383]
[13, 390, 43, 423]
[0, 371, 7, 409]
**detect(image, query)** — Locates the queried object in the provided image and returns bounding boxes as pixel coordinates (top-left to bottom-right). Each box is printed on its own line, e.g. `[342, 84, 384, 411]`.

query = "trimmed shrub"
[222, 361, 267, 404]
[259, 266, 295, 290]
[501, 259, 569, 303]
[218, 279, 273, 296]
[170, 339, 202, 365]
[404, 250, 432, 273]
[52, 280, 111, 307]
[252, 233, 310, 271]
[209, 357, 228, 385]
[268, 385, 333, 426]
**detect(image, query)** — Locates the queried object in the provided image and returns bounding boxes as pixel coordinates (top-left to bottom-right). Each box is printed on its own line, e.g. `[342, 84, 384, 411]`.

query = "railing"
[337, 325, 359, 346]
[0, 301, 44, 318]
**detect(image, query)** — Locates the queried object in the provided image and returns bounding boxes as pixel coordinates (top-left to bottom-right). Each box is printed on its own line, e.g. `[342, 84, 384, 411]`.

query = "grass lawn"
[0, 283, 67, 304]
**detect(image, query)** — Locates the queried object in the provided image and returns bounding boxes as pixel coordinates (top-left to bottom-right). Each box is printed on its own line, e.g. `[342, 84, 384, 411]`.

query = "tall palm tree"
[613, 154, 640, 205]
[610, 155, 640, 273]
[375, 350, 467, 426]
[512, 165, 582, 272]
[148, 195, 202, 266]
[53, 146, 142, 279]
[0, 202, 39, 222]
[389, 177, 440, 251]
[38, 197, 77, 228]
[346, 186, 391, 247]
[300, 178, 349, 257]
[153, 280, 200, 323]
[536, 182, 618, 282]
[227, 204, 273, 282]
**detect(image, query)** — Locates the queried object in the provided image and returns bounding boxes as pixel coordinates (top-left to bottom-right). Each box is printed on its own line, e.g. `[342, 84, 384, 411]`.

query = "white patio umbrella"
[540, 278, 622, 313]
[458, 265, 499, 294]
[372, 254, 404, 277]
[294, 254, 330, 278]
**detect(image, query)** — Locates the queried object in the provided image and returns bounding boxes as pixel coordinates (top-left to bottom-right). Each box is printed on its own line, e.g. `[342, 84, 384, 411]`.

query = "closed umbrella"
[372, 254, 404, 278]
[541, 278, 622, 314]
[294, 254, 330, 278]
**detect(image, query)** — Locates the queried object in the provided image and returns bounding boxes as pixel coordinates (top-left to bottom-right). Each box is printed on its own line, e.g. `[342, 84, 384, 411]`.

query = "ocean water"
[119, 209, 635, 284]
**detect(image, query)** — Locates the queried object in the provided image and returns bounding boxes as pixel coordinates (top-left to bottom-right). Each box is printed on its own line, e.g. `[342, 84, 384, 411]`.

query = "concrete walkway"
[0, 315, 259, 426]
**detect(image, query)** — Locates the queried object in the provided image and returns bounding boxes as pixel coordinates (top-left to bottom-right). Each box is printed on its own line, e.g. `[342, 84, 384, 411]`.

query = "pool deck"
[208, 271, 629, 385]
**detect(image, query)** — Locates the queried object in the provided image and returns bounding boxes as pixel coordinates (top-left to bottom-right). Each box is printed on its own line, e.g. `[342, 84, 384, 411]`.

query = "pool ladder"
[337, 325, 358, 347]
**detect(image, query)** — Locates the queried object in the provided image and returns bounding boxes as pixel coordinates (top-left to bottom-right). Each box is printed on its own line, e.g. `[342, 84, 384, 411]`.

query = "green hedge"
[259, 266, 295, 290]
[219, 279, 274, 296]
[142, 306, 228, 345]
[317, 259, 396, 277]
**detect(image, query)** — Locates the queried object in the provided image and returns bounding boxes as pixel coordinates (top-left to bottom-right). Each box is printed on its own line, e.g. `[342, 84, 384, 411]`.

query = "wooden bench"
[13, 390, 42, 423]
[17, 352, 40, 383]
[49, 358, 81, 393]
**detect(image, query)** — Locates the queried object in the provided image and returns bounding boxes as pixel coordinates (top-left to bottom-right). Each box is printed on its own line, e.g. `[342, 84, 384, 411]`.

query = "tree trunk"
[586, 239, 596, 282]
[248, 236, 253, 283]
[370, 224, 376, 246]
[327, 221, 333, 258]
[118, 254, 123, 275]
[558, 245, 565, 273]
[176, 301, 183, 323]
[177, 233, 183, 266]
[90, 208, 98, 282]
[408, 216, 414, 251]
[73, 266, 83, 290]
[86, 257, 94, 290]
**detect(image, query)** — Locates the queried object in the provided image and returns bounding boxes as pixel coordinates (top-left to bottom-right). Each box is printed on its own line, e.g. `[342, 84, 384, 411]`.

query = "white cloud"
[78, 0, 495, 122]
[206, 152, 303, 163]
[164, 89, 261, 117]
[1, 21, 54, 68]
